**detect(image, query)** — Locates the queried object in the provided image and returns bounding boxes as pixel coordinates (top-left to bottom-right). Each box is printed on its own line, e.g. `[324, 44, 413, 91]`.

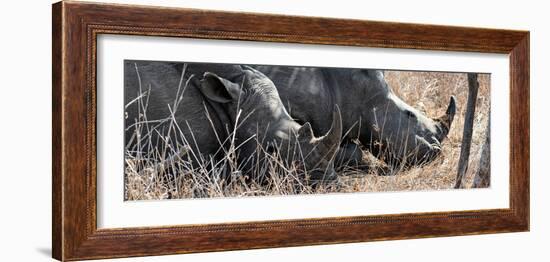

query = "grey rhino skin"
[124, 61, 342, 181]
[254, 65, 456, 168]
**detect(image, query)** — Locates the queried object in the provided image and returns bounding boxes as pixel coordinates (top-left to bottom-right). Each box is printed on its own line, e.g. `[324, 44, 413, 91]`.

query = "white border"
[97, 34, 509, 229]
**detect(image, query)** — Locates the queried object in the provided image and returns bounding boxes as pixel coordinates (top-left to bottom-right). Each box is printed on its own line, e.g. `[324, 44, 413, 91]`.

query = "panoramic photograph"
[123, 60, 491, 200]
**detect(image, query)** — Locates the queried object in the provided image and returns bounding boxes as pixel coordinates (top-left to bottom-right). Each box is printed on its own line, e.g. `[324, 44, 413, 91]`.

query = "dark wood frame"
[52, 1, 530, 261]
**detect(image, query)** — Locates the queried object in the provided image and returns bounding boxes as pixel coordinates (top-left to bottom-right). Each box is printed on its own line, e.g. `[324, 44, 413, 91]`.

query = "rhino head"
[198, 66, 342, 181]
[354, 70, 456, 167]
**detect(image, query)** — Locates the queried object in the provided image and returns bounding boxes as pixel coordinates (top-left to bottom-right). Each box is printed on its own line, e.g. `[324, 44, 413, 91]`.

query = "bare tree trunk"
[473, 117, 490, 188]
[454, 73, 479, 189]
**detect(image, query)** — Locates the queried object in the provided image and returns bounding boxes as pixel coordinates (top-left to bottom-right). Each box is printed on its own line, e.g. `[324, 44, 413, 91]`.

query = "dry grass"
[125, 69, 490, 200]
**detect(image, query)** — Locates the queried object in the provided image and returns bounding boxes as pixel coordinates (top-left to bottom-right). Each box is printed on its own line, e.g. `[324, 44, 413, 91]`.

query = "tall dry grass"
[125, 69, 490, 200]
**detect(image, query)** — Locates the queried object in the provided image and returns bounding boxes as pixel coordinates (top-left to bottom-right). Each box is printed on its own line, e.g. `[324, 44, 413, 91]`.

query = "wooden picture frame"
[52, 1, 529, 261]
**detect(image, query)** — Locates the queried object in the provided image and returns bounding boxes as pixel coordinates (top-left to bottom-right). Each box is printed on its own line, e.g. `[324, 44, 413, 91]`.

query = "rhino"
[254, 66, 456, 168]
[124, 61, 342, 182]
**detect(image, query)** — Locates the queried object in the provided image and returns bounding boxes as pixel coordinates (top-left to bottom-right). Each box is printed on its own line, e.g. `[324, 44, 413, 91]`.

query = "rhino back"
[253, 66, 331, 132]
[254, 65, 363, 140]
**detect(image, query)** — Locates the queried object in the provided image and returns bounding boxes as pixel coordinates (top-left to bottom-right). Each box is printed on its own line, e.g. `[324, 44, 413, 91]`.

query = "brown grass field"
[124, 69, 490, 200]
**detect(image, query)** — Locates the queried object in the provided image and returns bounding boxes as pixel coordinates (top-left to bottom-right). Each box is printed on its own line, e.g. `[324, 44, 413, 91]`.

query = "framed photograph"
[52, 1, 529, 261]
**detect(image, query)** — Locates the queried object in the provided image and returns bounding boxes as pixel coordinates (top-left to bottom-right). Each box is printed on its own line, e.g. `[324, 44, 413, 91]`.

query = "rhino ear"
[297, 122, 315, 140]
[199, 72, 240, 103]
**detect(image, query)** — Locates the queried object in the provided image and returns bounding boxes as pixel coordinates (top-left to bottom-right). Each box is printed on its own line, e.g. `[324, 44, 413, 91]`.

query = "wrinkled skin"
[254, 66, 456, 168]
[124, 61, 342, 182]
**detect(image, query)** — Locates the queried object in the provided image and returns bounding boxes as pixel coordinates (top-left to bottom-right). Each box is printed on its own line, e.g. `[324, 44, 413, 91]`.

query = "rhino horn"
[318, 106, 343, 157]
[436, 96, 457, 140]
